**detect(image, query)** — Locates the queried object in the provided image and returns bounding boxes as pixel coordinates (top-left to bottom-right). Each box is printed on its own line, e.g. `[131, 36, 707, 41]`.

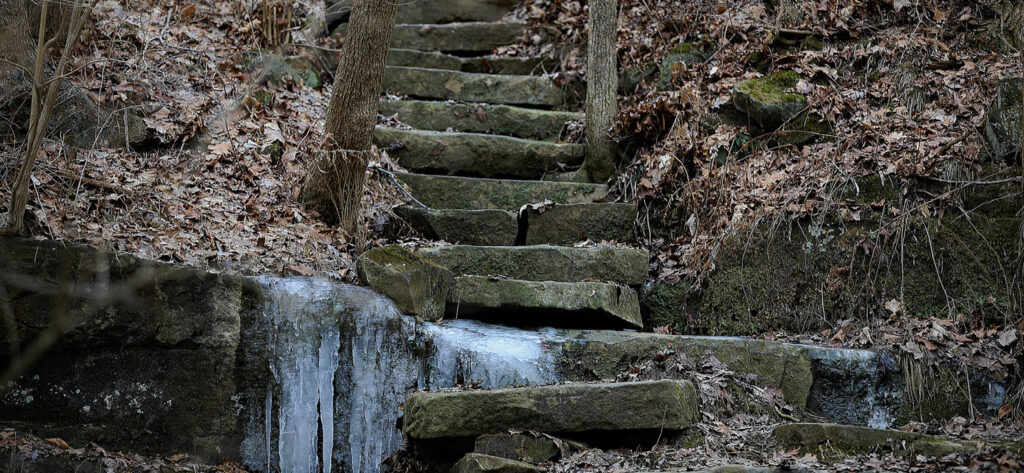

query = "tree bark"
[579, 0, 619, 183]
[301, 0, 397, 229]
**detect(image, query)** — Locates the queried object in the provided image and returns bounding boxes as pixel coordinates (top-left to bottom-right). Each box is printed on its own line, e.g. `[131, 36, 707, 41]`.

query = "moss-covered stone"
[383, 66, 564, 107]
[252, 53, 322, 89]
[417, 245, 649, 285]
[378, 99, 581, 141]
[449, 276, 643, 329]
[374, 127, 583, 179]
[522, 203, 636, 245]
[402, 380, 700, 439]
[733, 70, 808, 129]
[800, 36, 825, 51]
[357, 245, 453, 321]
[774, 423, 979, 460]
[776, 113, 832, 146]
[394, 172, 608, 210]
[336, 21, 527, 53]
[395, 206, 518, 245]
[452, 453, 543, 473]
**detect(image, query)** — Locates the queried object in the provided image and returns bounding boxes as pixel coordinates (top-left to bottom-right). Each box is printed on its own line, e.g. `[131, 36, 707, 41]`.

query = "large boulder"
[0, 236, 257, 460]
[402, 380, 700, 440]
[357, 245, 453, 321]
[733, 70, 808, 129]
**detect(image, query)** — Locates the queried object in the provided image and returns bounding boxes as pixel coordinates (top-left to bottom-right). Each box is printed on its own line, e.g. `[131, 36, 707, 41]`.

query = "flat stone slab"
[356, 245, 453, 321]
[383, 67, 563, 107]
[375, 128, 583, 179]
[395, 206, 518, 246]
[379, 100, 582, 140]
[449, 276, 643, 329]
[336, 22, 526, 53]
[329, 0, 518, 25]
[402, 380, 699, 439]
[384, 50, 557, 76]
[452, 453, 542, 473]
[416, 245, 649, 285]
[394, 173, 607, 210]
[774, 423, 979, 458]
[523, 203, 636, 245]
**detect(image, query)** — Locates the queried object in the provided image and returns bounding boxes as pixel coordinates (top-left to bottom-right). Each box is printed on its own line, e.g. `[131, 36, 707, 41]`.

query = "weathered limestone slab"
[374, 128, 583, 179]
[402, 380, 699, 439]
[379, 100, 582, 140]
[386, 48, 463, 70]
[557, 331, 817, 408]
[733, 70, 807, 129]
[523, 203, 636, 245]
[356, 245, 453, 321]
[452, 453, 543, 473]
[774, 423, 980, 458]
[383, 67, 563, 107]
[383, 51, 557, 76]
[392, 22, 526, 52]
[329, 0, 518, 26]
[474, 433, 561, 463]
[417, 245, 649, 285]
[394, 172, 608, 210]
[449, 276, 643, 329]
[395, 206, 518, 246]
[0, 237, 254, 460]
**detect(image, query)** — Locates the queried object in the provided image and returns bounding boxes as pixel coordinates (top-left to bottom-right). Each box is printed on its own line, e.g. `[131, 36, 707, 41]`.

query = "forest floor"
[0, 0, 1023, 470]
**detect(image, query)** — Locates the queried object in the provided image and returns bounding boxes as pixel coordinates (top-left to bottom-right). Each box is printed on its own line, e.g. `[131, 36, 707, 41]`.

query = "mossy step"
[328, 0, 517, 25]
[383, 67, 563, 107]
[394, 172, 608, 210]
[522, 203, 635, 245]
[448, 276, 643, 329]
[416, 245, 649, 285]
[395, 206, 518, 245]
[385, 49, 558, 76]
[402, 380, 699, 439]
[452, 453, 542, 473]
[374, 128, 583, 179]
[379, 99, 582, 140]
[336, 22, 526, 53]
[774, 423, 979, 459]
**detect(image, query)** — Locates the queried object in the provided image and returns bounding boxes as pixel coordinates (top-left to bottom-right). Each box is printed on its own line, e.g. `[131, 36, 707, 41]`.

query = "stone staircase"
[354, 10, 644, 330]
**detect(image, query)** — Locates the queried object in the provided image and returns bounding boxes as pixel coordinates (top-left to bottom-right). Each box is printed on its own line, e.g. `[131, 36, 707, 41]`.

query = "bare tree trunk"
[579, 0, 619, 183]
[301, 0, 397, 229]
[1, 0, 95, 235]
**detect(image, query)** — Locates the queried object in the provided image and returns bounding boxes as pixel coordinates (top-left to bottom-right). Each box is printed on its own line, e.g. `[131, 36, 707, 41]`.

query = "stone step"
[402, 380, 699, 439]
[336, 22, 526, 53]
[774, 423, 980, 458]
[394, 172, 608, 210]
[395, 207, 518, 246]
[379, 99, 581, 141]
[328, 0, 518, 25]
[448, 276, 643, 329]
[383, 67, 563, 107]
[375, 128, 583, 179]
[452, 454, 542, 473]
[416, 245, 649, 285]
[386, 49, 558, 75]
[522, 203, 636, 245]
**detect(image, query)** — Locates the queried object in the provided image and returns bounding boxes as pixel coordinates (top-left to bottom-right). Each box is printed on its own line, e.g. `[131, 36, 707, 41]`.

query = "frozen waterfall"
[245, 277, 565, 473]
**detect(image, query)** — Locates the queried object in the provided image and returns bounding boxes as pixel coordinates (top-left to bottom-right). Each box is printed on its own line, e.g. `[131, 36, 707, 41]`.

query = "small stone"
[357, 245, 453, 321]
[451, 453, 543, 473]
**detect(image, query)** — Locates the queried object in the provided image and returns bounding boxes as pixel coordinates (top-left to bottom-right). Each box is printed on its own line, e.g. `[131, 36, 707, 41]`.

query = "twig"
[46, 167, 131, 194]
[370, 166, 430, 209]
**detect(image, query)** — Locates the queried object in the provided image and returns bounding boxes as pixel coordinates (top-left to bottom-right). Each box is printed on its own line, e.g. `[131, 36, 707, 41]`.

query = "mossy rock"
[252, 53, 323, 89]
[451, 453, 542, 473]
[356, 245, 453, 321]
[776, 113, 832, 146]
[774, 423, 979, 461]
[619, 61, 659, 94]
[733, 70, 808, 129]
[800, 36, 825, 51]
[657, 42, 713, 89]
[984, 78, 1022, 162]
[473, 433, 561, 463]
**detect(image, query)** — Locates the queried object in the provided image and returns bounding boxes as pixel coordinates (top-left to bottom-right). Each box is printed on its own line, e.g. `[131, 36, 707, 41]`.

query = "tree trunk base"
[300, 148, 375, 228]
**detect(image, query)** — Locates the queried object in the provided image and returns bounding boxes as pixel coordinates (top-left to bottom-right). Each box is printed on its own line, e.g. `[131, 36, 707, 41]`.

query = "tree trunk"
[579, 0, 619, 183]
[301, 0, 397, 229]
